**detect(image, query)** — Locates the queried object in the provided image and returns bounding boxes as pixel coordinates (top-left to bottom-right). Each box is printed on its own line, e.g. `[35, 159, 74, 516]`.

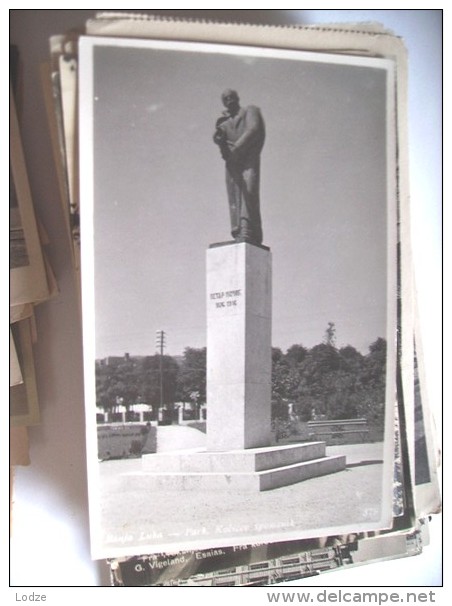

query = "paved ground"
[96, 433, 389, 557]
[155, 425, 207, 451]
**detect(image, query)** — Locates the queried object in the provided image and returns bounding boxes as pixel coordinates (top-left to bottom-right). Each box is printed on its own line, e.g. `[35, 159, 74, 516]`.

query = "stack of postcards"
[41, 13, 441, 587]
[10, 53, 58, 468]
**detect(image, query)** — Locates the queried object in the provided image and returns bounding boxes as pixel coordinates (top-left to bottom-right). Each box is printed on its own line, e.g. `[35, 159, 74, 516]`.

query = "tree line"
[96, 347, 206, 415]
[95, 325, 386, 427]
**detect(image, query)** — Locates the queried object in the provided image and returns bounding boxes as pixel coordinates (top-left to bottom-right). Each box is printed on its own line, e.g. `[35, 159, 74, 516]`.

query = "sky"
[80, 37, 394, 359]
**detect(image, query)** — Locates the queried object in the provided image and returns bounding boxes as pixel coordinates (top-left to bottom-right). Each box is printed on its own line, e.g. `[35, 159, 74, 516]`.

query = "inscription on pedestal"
[209, 289, 242, 309]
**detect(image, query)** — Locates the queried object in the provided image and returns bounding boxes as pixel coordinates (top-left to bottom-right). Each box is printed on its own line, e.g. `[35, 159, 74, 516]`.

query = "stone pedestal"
[125, 241, 347, 493]
[206, 242, 272, 451]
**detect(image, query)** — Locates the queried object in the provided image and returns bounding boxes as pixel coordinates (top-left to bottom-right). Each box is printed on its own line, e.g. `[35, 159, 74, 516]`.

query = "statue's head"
[221, 89, 240, 114]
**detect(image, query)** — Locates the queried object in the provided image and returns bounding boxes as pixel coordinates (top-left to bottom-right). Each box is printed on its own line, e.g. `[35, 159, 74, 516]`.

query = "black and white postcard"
[79, 34, 399, 559]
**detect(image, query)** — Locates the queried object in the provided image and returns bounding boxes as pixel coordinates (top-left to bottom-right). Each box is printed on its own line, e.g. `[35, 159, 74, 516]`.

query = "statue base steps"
[122, 442, 346, 492]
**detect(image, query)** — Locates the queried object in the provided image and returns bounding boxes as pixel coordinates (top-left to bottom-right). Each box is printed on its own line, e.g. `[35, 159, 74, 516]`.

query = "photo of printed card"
[79, 34, 399, 560]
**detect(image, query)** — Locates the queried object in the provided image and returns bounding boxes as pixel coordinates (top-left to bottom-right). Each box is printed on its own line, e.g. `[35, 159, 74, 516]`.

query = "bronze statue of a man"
[213, 89, 265, 246]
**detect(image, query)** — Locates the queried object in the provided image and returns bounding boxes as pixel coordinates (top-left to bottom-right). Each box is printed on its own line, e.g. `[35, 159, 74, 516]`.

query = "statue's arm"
[230, 106, 264, 155]
[213, 119, 230, 160]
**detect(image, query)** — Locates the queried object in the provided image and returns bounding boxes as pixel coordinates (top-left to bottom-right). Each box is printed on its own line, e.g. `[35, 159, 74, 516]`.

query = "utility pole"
[155, 330, 166, 422]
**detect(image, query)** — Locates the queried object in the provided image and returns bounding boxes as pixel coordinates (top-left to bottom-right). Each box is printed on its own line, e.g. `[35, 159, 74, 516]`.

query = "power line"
[155, 330, 166, 421]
